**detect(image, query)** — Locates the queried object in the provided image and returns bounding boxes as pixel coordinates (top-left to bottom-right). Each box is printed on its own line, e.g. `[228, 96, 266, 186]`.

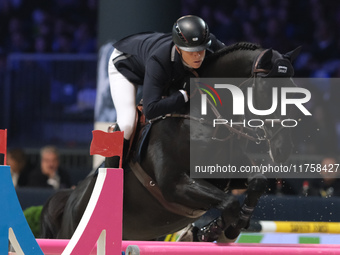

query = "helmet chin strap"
[182, 59, 192, 68]
[175, 46, 183, 58]
[176, 46, 194, 69]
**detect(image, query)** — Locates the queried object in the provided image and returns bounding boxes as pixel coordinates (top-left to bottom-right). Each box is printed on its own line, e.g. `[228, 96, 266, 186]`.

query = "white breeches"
[108, 49, 137, 140]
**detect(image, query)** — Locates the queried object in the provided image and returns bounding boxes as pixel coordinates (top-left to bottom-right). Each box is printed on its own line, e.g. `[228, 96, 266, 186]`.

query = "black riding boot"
[104, 123, 130, 168]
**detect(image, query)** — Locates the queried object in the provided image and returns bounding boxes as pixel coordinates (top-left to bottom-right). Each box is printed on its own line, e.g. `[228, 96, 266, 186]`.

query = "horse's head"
[164, 43, 301, 171]
[248, 46, 301, 163]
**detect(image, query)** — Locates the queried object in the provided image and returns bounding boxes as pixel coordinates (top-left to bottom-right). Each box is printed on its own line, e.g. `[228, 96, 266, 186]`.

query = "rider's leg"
[107, 49, 137, 167]
[109, 49, 137, 140]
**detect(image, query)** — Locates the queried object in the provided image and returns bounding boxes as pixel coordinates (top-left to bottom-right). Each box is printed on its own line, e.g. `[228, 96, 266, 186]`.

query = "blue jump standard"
[0, 165, 43, 255]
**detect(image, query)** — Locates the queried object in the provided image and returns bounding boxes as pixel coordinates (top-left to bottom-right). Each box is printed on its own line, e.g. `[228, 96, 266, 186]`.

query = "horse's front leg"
[223, 173, 267, 241]
[157, 169, 241, 232]
[194, 170, 267, 243]
[159, 173, 240, 214]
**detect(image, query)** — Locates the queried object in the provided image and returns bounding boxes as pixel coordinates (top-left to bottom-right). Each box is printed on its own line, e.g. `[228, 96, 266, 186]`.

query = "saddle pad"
[133, 122, 152, 163]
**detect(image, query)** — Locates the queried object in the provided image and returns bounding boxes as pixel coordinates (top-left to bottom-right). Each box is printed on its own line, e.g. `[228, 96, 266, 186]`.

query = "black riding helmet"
[172, 15, 211, 52]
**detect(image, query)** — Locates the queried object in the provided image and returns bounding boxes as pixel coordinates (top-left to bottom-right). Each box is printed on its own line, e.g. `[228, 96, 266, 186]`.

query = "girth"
[129, 161, 206, 218]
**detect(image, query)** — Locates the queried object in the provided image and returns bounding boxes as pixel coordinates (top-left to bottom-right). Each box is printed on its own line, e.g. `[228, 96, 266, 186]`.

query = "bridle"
[251, 50, 293, 144]
[148, 49, 292, 144]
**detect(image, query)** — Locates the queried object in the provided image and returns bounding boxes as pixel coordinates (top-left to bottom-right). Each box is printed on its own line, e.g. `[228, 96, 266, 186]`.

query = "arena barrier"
[250, 220, 340, 233]
[2, 129, 340, 255]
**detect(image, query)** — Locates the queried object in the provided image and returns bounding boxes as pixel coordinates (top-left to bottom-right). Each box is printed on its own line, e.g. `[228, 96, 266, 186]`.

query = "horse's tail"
[40, 189, 72, 238]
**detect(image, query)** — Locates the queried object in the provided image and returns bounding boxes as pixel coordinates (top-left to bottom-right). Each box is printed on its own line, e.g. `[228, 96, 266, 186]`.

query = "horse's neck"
[201, 49, 261, 78]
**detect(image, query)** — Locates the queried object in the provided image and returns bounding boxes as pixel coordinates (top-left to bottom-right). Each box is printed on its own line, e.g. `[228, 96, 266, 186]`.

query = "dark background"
[0, 0, 339, 170]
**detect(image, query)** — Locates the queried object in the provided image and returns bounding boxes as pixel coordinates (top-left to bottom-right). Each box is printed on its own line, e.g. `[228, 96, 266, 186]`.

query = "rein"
[148, 48, 290, 144]
[148, 112, 263, 143]
[147, 64, 271, 144]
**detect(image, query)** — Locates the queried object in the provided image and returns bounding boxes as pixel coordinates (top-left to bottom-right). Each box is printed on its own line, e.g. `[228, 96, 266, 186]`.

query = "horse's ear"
[256, 48, 273, 70]
[284, 46, 302, 63]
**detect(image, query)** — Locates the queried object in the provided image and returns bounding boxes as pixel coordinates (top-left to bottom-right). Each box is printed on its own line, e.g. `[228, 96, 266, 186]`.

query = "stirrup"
[108, 123, 120, 133]
[104, 123, 123, 169]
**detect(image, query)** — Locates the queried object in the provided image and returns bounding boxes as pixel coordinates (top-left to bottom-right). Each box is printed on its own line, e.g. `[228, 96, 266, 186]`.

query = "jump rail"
[35, 239, 340, 255]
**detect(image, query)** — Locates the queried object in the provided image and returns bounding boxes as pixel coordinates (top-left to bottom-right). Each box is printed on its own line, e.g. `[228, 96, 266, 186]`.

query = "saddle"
[108, 100, 151, 164]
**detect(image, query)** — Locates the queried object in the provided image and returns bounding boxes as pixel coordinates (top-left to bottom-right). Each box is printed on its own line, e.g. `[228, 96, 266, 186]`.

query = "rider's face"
[177, 47, 206, 69]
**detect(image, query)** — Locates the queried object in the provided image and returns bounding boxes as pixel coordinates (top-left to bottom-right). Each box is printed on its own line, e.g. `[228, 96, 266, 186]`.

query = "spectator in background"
[262, 17, 292, 53]
[27, 145, 71, 189]
[52, 32, 74, 53]
[310, 21, 338, 64]
[292, 84, 338, 155]
[34, 35, 52, 53]
[7, 31, 31, 52]
[0, 0, 98, 54]
[4, 16, 32, 53]
[6, 148, 32, 187]
[74, 22, 96, 53]
[307, 156, 340, 197]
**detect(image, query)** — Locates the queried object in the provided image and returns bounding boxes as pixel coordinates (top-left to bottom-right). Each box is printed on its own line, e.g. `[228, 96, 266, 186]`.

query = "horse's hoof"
[196, 217, 225, 242]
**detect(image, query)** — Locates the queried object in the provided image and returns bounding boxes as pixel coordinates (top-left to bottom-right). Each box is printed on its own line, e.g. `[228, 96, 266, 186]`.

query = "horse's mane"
[207, 42, 261, 60]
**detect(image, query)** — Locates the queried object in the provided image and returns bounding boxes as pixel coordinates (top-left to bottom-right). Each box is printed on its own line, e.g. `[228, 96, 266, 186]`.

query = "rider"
[108, 15, 225, 166]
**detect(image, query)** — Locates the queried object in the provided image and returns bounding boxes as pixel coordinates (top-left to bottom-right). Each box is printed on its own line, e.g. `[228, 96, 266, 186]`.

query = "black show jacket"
[113, 32, 224, 119]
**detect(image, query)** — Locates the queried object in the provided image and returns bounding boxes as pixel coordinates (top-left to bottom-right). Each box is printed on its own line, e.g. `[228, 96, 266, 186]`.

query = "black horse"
[40, 42, 300, 242]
